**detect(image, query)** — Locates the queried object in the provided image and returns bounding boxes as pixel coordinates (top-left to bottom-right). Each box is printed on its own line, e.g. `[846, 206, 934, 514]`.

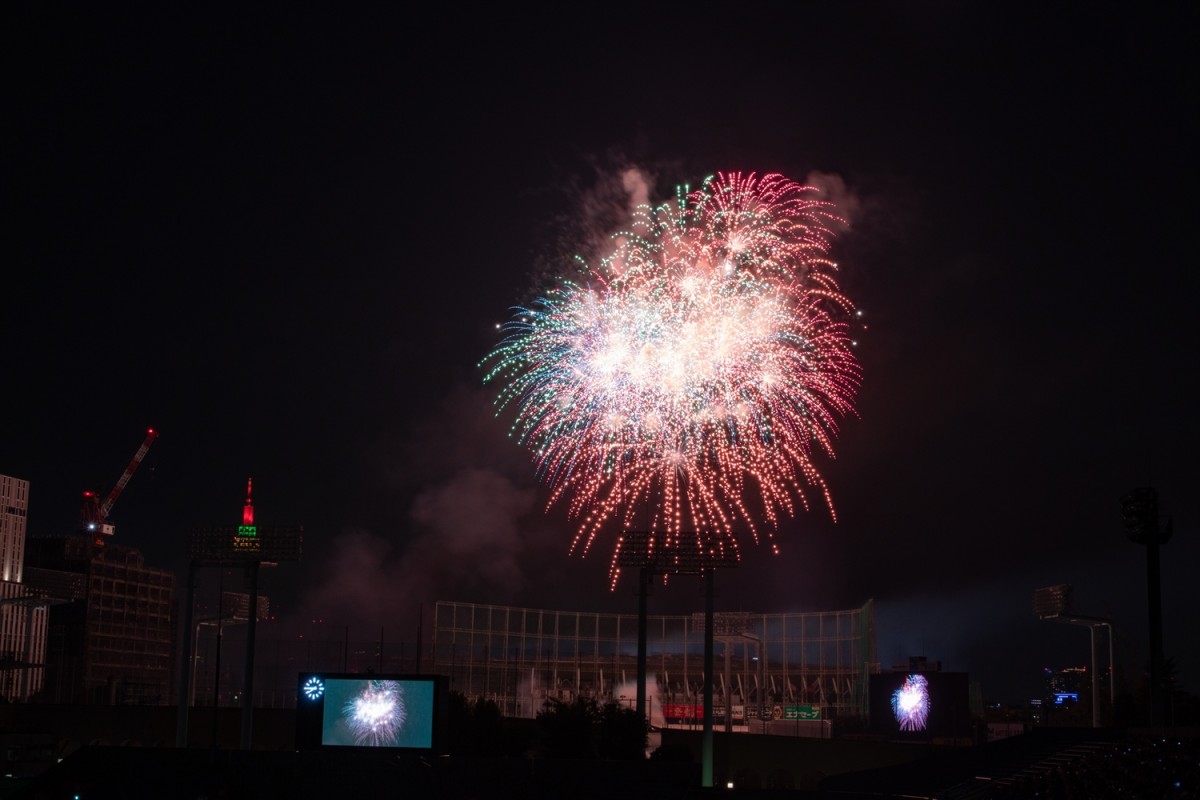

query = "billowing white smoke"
[612, 673, 663, 728]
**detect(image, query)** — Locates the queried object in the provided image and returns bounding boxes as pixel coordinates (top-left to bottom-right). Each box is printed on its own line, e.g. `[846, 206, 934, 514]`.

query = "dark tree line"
[447, 693, 650, 760]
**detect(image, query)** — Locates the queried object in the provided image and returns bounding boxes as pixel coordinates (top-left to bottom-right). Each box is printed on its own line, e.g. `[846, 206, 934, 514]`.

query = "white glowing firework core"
[891, 674, 930, 732]
[582, 276, 784, 427]
[354, 695, 396, 725]
[343, 680, 406, 746]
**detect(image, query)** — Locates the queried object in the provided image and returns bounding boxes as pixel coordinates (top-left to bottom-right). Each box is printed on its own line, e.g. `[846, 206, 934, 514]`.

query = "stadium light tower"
[1033, 584, 1114, 728]
[1121, 487, 1172, 728]
[175, 482, 302, 750]
[615, 530, 739, 789]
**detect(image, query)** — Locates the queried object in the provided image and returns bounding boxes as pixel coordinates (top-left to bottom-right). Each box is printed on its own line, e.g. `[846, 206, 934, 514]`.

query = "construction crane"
[81, 427, 158, 543]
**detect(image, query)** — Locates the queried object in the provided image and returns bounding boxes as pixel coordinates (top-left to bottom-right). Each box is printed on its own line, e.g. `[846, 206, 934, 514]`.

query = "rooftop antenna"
[242, 478, 254, 526]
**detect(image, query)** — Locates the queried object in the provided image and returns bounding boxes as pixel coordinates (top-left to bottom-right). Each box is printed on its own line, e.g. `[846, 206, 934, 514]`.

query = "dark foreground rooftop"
[821, 727, 1199, 799]
[11, 747, 704, 800]
[8, 728, 1198, 800]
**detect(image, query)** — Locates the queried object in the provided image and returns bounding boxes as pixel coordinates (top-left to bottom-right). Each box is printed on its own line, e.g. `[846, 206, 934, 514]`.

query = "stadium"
[431, 598, 876, 736]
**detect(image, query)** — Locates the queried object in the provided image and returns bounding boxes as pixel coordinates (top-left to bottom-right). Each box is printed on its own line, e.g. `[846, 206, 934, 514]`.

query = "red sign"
[662, 703, 702, 720]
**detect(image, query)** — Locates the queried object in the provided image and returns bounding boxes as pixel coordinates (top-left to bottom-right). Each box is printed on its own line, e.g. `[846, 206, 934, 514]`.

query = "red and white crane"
[81, 427, 158, 542]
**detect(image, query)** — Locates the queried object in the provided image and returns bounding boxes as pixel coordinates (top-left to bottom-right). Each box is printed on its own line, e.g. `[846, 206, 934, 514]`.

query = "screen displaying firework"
[891, 674, 930, 731]
[321, 678, 433, 748]
[295, 673, 446, 751]
[868, 671, 970, 741]
[483, 172, 861, 573]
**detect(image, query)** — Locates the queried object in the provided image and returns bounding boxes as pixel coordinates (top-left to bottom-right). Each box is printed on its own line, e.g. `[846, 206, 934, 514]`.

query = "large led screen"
[296, 673, 447, 752]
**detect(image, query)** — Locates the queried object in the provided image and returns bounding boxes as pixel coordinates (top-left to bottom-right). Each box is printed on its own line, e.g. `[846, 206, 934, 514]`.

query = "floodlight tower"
[1121, 487, 1172, 727]
[1033, 584, 1114, 728]
[175, 480, 302, 750]
[615, 530, 739, 789]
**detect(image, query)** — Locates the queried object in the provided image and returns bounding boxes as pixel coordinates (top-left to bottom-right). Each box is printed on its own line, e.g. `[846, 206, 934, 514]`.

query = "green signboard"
[761, 704, 821, 721]
[784, 704, 821, 720]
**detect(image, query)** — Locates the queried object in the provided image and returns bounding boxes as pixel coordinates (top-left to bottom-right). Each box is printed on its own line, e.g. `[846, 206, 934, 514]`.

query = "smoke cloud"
[300, 378, 559, 631]
[562, 164, 657, 272]
[621, 167, 651, 210]
[307, 467, 540, 624]
[804, 170, 860, 232]
[409, 467, 535, 589]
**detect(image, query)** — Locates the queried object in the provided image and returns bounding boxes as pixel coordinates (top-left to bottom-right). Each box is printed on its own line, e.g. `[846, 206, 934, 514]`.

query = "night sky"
[5, 4, 1197, 704]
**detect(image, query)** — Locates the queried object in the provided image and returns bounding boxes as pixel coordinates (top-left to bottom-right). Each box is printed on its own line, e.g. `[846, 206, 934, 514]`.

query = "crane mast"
[81, 427, 158, 542]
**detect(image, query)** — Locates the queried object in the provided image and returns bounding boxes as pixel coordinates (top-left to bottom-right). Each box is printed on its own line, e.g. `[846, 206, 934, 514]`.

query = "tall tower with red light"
[234, 477, 260, 553]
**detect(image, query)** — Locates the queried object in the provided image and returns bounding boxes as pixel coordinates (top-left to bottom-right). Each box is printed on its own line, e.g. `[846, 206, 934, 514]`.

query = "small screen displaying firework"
[296, 673, 447, 752]
[868, 671, 970, 741]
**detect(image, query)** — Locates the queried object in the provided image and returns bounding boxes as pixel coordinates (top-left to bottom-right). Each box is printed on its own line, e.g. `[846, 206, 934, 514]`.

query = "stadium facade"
[432, 598, 877, 728]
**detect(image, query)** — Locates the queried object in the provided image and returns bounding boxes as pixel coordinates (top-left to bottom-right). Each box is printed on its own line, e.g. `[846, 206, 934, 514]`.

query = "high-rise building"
[1032, 665, 1092, 726]
[0, 474, 49, 701]
[1044, 665, 1087, 704]
[24, 536, 175, 704]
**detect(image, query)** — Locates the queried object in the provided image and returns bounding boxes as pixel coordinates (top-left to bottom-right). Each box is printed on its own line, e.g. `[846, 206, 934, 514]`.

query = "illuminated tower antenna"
[243, 478, 254, 526]
[235, 478, 259, 549]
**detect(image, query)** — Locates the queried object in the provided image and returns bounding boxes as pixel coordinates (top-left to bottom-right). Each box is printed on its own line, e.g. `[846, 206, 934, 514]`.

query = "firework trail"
[891, 674, 930, 732]
[483, 172, 861, 575]
[344, 680, 406, 746]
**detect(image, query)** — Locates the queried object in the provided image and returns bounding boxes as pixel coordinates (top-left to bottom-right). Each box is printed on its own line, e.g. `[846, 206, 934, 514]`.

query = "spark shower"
[484, 172, 861, 570]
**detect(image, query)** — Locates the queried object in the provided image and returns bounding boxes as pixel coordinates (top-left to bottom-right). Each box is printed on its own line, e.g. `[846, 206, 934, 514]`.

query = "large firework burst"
[483, 172, 860, 572]
[344, 680, 406, 746]
[891, 674, 930, 732]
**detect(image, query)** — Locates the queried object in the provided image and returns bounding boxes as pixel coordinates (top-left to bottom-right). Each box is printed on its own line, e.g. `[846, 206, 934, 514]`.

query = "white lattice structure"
[432, 599, 876, 725]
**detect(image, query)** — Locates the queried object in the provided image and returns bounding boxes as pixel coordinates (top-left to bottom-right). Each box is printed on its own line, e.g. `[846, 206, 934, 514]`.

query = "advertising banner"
[662, 703, 750, 724]
[760, 704, 821, 720]
[662, 703, 701, 721]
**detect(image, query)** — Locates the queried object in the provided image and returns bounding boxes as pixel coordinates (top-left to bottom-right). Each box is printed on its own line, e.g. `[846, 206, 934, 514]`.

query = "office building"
[24, 536, 174, 704]
[0, 474, 49, 701]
